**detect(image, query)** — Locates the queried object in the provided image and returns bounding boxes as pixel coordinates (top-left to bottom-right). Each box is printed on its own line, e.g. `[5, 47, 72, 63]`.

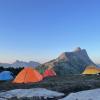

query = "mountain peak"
[43, 47, 96, 75]
[57, 47, 82, 61]
[74, 47, 82, 52]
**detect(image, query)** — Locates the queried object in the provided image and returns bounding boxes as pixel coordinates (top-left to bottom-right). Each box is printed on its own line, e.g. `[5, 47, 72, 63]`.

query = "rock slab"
[60, 88, 100, 100]
[0, 88, 64, 100]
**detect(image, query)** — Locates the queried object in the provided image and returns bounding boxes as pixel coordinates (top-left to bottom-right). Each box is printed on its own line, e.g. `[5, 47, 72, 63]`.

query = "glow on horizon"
[0, 49, 99, 64]
[0, 52, 58, 64]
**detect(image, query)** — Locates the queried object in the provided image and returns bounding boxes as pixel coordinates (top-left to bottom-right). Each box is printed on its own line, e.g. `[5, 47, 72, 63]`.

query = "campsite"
[1, 66, 100, 100]
[1, 74, 100, 93]
[0, 48, 100, 100]
[0, 0, 100, 100]
[0, 48, 100, 99]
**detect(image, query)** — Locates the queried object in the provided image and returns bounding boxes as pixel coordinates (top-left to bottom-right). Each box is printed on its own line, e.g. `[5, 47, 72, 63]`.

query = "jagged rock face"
[43, 48, 96, 75]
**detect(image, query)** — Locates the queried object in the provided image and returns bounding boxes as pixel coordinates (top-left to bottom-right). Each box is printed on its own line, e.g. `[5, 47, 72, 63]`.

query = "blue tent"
[0, 71, 13, 81]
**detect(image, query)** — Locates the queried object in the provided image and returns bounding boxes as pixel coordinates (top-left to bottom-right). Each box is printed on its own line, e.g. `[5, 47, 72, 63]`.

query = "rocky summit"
[43, 47, 96, 75]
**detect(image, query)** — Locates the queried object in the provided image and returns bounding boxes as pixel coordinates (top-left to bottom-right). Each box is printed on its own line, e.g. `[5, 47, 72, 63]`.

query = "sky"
[0, 0, 100, 64]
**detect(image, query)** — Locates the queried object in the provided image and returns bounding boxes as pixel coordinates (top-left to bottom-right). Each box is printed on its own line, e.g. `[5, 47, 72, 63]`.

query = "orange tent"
[43, 69, 56, 78]
[13, 67, 43, 83]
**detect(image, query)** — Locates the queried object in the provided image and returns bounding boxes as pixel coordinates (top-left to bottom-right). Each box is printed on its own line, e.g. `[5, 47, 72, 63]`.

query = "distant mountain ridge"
[43, 47, 96, 75]
[97, 64, 100, 67]
[0, 60, 40, 68]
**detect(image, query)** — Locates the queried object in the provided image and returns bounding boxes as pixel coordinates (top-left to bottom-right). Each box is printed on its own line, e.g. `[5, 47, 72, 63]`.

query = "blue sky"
[0, 0, 100, 63]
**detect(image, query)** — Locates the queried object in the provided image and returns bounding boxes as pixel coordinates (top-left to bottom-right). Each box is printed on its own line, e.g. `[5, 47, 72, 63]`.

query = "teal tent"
[38, 66, 49, 74]
[0, 71, 13, 81]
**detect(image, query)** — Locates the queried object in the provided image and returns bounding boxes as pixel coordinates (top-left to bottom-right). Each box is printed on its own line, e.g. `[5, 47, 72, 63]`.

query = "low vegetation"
[1, 74, 100, 96]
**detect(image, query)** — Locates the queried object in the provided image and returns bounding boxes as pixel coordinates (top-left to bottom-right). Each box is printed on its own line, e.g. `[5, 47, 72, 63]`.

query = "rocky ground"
[1, 75, 100, 93]
[60, 88, 100, 100]
[0, 74, 100, 99]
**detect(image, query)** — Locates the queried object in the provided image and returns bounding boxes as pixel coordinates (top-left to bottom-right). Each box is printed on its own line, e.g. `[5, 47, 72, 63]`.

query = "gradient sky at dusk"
[0, 0, 100, 63]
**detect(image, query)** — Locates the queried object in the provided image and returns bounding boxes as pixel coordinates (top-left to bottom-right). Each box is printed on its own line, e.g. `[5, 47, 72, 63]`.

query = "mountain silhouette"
[0, 60, 40, 68]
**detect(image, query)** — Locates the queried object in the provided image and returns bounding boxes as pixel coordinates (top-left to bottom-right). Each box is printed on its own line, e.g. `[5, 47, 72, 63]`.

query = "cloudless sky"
[0, 0, 100, 64]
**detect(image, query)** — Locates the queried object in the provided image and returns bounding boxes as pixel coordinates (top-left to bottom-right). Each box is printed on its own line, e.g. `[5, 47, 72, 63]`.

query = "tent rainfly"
[13, 67, 43, 83]
[0, 71, 13, 81]
[82, 66, 100, 74]
[43, 69, 56, 78]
